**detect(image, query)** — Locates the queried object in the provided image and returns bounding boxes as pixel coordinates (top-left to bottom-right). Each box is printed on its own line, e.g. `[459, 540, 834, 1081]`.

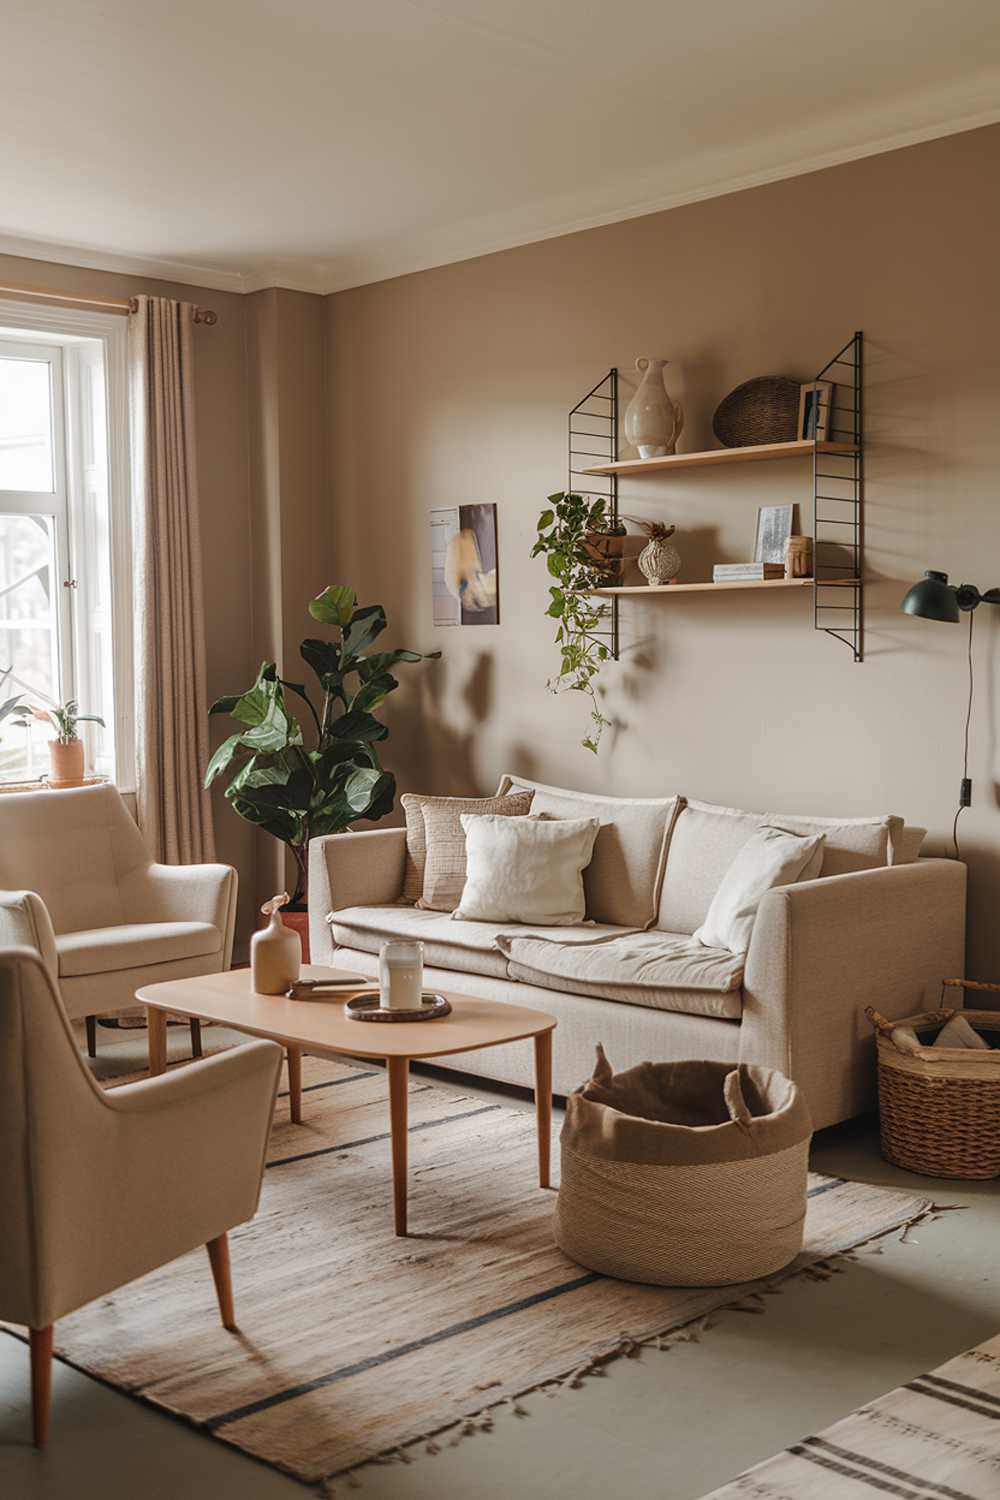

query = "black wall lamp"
[900, 570, 1000, 853]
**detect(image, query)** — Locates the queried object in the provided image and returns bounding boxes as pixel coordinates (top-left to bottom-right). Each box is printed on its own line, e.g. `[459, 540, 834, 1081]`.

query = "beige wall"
[326, 124, 1000, 976]
[0, 253, 260, 945]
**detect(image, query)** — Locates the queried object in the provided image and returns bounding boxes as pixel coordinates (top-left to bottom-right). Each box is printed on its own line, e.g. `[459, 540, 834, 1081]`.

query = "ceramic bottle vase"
[251, 892, 302, 995]
[624, 358, 684, 458]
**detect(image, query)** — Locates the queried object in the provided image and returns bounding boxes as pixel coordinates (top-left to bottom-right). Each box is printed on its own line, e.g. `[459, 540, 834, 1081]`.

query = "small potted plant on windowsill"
[36, 700, 106, 788]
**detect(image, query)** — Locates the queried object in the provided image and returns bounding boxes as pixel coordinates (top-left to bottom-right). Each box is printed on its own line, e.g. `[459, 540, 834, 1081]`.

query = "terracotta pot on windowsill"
[48, 739, 85, 789]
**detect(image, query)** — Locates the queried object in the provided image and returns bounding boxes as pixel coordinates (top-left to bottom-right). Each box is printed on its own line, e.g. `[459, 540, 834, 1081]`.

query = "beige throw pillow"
[411, 792, 534, 912]
[400, 791, 533, 907]
[455, 813, 601, 925]
[693, 826, 825, 955]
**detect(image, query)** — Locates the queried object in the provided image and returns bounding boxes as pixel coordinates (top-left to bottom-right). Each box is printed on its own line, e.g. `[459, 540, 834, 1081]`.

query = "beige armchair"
[0, 783, 237, 1056]
[0, 946, 282, 1446]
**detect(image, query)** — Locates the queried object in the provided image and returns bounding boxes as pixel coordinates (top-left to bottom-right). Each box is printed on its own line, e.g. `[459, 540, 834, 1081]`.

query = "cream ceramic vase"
[48, 738, 85, 788]
[252, 893, 301, 995]
[638, 531, 681, 585]
[624, 358, 684, 458]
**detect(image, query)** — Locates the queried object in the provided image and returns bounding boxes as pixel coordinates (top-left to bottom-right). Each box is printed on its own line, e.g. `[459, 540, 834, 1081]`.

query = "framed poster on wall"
[430, 503, 499, 625]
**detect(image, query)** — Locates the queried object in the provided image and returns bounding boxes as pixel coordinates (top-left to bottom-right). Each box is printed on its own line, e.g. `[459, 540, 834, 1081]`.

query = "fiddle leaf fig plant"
[531, 491, 622, 754]
[205, 586, 440, 903]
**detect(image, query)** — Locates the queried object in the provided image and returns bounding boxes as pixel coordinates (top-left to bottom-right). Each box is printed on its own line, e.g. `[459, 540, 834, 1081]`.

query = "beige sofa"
[308, 780, 966, 1130]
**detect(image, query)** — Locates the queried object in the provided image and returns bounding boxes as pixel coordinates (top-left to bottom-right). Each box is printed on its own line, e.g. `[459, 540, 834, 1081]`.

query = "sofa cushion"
[56, 921, 222, 978]
[496, 775, 681, 929]
[456, 813, 600, 925]
[764, 811, 902, 875]
[658, 800, 768, 935]
[693, 827, 825, 954]
[327, 904, 629, 981]
[496, 929, 744, 1020]
[658, 798, 903, 934]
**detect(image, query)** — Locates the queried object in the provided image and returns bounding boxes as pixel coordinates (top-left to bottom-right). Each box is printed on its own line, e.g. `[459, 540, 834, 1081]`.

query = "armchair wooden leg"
[206, 1234, 236, 1331]
[30, 1326, 53, 1447]
[190, 1018, 203, 1058]
[85, 1016, 97, 1058]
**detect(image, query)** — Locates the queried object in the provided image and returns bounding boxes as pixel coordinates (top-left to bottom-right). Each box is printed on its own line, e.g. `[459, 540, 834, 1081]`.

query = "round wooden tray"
[344, 991, 452, 1023]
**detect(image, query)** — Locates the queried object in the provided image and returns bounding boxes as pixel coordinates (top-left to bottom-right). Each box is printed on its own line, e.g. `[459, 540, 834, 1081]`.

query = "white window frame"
[0, 298, 134, 790]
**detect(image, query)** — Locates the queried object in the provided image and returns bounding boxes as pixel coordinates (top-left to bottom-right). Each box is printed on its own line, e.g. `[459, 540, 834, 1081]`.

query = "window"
[0, 303, 132, 787]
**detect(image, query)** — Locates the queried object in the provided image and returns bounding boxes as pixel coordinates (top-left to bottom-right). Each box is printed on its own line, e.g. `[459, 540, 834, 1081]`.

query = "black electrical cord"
[952, 608, 974, 859]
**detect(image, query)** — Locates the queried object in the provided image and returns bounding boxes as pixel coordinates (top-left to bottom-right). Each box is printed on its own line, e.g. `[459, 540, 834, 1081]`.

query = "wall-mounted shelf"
[580, 438, 857, 477]
[565, 331, 864, 664]
[590, 577, 858, 597]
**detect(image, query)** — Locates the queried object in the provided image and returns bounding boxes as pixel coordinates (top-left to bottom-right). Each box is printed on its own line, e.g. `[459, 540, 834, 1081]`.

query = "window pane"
[0, 356, 54, 492]
[0, 513, 60, 781]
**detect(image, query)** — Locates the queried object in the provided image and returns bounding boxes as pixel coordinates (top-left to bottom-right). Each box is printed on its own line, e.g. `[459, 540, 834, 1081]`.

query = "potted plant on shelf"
[532, 491, 622, 754]
[206, 585, 439, 955]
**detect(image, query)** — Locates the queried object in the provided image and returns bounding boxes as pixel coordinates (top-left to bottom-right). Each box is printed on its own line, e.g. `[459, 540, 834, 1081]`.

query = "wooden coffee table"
[136, 965, 556, 1236]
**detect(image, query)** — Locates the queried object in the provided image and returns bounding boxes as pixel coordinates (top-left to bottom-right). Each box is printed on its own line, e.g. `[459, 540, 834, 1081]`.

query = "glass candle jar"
[378, 941, 424, 1011]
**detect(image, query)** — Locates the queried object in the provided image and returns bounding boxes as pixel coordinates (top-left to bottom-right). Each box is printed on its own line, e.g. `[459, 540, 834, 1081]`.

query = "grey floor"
[2, 1031, 997, 1499]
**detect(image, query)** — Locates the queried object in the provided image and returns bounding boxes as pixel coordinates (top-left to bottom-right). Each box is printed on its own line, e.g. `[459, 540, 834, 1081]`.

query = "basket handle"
[942, 977, 1000, 995]
[865, 1005, 955, 1051]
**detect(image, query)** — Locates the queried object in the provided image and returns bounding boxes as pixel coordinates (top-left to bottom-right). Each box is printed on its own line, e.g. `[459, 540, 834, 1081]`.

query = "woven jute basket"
[867, 983, 1000, 1180]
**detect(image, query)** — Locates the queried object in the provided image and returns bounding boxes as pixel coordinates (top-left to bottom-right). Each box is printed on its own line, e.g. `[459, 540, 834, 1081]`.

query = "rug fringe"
[317, 1195, 958, 1492]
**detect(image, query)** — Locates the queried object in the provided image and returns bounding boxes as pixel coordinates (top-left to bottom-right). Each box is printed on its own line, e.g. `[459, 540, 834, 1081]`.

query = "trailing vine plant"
[531, 491, 622, 753]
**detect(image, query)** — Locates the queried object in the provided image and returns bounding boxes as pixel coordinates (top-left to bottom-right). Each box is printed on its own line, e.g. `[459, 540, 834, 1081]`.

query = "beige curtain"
[129, 295, 216, 864]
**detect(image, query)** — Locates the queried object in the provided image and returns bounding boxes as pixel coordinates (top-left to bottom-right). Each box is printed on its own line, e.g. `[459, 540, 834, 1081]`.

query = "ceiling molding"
[1, 104, 998, 299]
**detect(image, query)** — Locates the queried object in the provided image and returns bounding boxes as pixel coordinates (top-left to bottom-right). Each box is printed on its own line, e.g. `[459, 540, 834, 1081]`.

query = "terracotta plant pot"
[282, 908, 311, 963]
[48, 738, 85, 789]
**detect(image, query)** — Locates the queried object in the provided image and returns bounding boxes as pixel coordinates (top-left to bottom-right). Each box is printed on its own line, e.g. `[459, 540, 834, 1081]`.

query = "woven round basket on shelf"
[712, 375, 801, 448]
[867, 987, 1000, 1180]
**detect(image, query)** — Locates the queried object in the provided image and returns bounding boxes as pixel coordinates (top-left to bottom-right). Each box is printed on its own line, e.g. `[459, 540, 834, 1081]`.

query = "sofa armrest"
[741, 858, 966, 1130]
[308, 829, 407, 963]
[121, 863, 238, 967]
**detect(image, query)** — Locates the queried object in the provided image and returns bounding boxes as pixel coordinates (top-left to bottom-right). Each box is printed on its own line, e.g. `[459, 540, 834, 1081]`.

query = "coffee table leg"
[286, 1046, 302, 1124]
[534, 1030, 553, 1189]
[387, 1056, 409, 1236]
[147, 1008, 167, 1076]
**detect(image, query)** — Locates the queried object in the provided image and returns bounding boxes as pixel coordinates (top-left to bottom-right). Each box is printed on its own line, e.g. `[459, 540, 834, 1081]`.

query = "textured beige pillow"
[400, 791, 533, 905]
[496, 775, 680, 929]
[455, 813, 600, 925]
[412, 792, 534, 912]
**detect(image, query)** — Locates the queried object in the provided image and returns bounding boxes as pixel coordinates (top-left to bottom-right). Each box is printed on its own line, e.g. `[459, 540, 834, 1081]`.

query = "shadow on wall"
[389, 651, 495, 795]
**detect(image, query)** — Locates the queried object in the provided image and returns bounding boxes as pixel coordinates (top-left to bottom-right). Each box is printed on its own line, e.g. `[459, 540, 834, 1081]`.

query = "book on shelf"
[712, 562, 786, 582]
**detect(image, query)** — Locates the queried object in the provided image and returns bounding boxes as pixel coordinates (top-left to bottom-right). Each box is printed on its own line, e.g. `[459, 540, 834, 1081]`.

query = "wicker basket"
[866, 983, 1000, 1179]
[712, 375, 801, 448]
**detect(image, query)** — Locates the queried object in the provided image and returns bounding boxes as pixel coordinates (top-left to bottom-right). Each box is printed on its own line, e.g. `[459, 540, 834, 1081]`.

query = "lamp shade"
[900, 570, 961, 623]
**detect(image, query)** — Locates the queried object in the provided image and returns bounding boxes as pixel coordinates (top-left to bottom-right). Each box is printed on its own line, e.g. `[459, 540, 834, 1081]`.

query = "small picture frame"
[754, 504, 795, 564]
[797, 380, 834, 441]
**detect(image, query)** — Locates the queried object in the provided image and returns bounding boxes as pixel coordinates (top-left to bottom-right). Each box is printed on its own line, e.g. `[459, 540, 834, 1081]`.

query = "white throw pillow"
[454, 813, 601, 926]
[693, 826, 825, 955]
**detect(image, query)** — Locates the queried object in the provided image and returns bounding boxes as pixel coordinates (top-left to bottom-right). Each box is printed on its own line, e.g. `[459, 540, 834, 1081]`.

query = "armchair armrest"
[120, 862, 238, 966]
[308, 828, 407, 963]
[0, 889, 58, 980]
[741, 858, 966, 1129]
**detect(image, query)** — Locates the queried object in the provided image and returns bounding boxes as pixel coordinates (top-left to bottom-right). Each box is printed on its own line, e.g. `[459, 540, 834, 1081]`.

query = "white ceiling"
[3, 0, 1000, 295]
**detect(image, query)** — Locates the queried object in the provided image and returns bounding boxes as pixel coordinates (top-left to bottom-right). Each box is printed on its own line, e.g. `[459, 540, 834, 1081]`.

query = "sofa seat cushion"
[328, 905, 629, 980]
[56, 921, 222, 978]
[496, 929, 744, 1020]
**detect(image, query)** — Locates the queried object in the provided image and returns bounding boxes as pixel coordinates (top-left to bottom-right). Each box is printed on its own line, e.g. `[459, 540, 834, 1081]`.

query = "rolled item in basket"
[935, 1013, 990, 1050]
[889, 1024, 922, 1055]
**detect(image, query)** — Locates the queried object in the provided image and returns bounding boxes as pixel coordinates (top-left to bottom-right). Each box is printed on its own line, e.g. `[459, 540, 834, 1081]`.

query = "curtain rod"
[0, 281, 218, 325]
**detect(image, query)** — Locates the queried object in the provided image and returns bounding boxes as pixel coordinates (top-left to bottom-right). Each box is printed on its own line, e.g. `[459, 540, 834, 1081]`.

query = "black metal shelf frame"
[812, 331, 864, 661]
[565, 331, 864, 664]
[568, 369, 619, 659]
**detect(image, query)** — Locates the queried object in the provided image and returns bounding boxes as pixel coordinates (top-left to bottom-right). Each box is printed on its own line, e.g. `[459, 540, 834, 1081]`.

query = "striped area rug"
[701, 1334, 1000, 1498]
[12, 1055, 934, 1489]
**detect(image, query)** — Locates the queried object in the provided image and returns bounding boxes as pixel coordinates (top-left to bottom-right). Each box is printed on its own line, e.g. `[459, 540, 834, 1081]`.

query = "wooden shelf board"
[590, 577, 859, 597]
[579, 439, 857, 476]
